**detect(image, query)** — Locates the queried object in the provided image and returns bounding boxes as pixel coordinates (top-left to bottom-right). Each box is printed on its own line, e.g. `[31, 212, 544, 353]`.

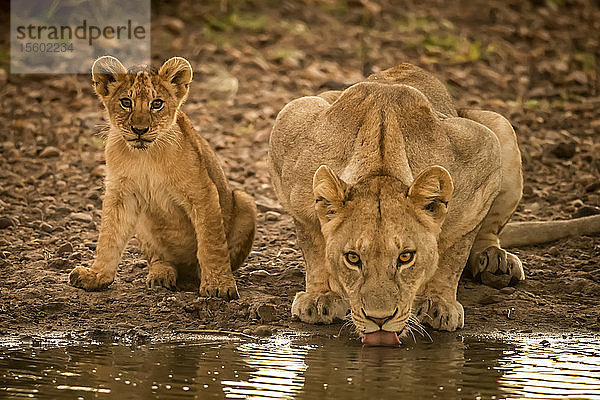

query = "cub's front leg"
[69, 184, 139, 291]
[181, 175, 238, 300]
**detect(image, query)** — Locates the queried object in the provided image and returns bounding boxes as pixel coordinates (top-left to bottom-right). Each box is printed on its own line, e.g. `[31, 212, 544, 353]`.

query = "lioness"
[69, 56, 256, 300]
[268, 63, 600, 345]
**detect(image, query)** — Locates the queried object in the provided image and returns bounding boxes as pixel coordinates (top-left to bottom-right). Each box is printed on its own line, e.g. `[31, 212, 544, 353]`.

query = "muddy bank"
[1, 0, 600, 342]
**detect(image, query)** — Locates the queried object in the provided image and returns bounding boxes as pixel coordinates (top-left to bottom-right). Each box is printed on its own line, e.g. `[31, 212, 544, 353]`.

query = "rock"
[499, 287, 516, 295]
[0, 68, 6, 85]
[480, 271, 511, 289]
[56, 180, 67, 190]
[479, 294, 503, 305]
[39, 146, 61, 158]
[39, 222, 53, 232]
[265, 211, 281, 221]
[506, 307, 516, 320]
[0, 217, 16, 229]
[57, 242, 74, 255]
[573, 206, 600, 218]
[549, 141, 576, 159]
[256, 304, 277, 322]
[70, 212, 93, 223]
[47, 258, 71, 270]
[160, 16, 185, 34]
[91, 165, 106, 178]
[134, 260, 148, 268]
[585, 182, 600, 193]
[253, 325, 273, 336]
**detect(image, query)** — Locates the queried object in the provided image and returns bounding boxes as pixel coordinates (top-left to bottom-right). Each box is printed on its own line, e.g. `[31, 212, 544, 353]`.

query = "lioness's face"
[313, 165, 453, 338]
[91, 56, 192, 150]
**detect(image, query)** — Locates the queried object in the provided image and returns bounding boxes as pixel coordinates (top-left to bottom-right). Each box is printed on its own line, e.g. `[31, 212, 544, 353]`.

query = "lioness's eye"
[120, 98, 132, 109]
[151, 99, 164, 110]
[344, 252, 362, 268]
[397, 251, 415, 265]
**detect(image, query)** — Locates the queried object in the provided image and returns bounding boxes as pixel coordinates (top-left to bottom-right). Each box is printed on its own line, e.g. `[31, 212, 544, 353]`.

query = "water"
[1, 333, 599, 399]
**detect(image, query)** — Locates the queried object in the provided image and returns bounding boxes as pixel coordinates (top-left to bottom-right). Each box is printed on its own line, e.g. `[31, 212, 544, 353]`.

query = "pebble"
[161, 17, 185, 34]
[265, 211, 281, 221]
[573, 206, 600, 218]
[56, 180, 67, 190]
[70, 212, 93, 223]
[57, 242, 74, 255]
[0, 68, 6, 85]
[479, 294, 503, 305]
[39, 222, 53, 232]
[253, 325, 273, 337]
[256, 304, 277, 322]
[499, 287, 516, 295]
[0, 217, 16, 229]
[39, 146, 61, 158]
[550, 141, 576, 159]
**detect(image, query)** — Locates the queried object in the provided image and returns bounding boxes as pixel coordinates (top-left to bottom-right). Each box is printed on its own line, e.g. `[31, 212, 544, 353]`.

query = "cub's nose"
[131, 126, 149, 135]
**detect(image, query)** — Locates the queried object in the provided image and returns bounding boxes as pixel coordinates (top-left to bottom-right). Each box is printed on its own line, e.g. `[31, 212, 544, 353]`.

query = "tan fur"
[268, 63, 524, 333]
[69, 56, 256, 300]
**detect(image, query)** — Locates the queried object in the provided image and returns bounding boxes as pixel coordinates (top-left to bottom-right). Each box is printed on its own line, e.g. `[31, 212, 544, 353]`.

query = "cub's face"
[313, 165, 453, 337]
[91, 56, 193, 150]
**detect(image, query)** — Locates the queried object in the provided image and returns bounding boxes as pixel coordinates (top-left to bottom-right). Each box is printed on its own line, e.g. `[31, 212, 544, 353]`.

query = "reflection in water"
[0, 334, 599, 399]
[222, 338, 309, 399]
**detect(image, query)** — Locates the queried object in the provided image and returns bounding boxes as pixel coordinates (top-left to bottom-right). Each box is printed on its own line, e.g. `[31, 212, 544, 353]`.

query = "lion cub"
[69, 56, 256, 300]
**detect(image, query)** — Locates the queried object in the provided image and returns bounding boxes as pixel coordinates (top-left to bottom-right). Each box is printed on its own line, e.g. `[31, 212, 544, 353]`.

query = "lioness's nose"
[363, 308, 398, 328]
[131, 126, 149, 135]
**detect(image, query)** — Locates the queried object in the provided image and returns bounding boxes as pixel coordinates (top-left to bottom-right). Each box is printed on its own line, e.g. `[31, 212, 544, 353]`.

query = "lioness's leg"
[292, 221, 349, 324]
[414, 229, 478, 331]
[69, 186, 139, 290]
[458, 109, 525, 282]
[227, 190, 257, 270]
[147, 260, 177, 289]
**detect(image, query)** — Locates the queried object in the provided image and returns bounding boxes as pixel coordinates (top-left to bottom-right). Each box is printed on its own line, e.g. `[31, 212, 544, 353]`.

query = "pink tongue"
[361, 331, 401, 346]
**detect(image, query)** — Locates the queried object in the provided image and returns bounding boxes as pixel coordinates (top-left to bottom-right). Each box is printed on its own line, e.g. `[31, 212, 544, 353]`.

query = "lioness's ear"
[408, 166, 453, 227]
[313, 165, 348, 223]
[91, 56, 127, 97]
[159, 56, 193, 100]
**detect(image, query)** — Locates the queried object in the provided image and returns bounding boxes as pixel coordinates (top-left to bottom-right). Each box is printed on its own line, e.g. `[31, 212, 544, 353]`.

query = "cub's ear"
[158, 56, 193, 100]
[313, 165, 348, 223]
[408, 165, 453, 228]
[91, 56, 127, 97]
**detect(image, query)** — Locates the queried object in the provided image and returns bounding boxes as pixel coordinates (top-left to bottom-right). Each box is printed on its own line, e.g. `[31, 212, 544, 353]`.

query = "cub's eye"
[397, 251, 415, 266]
[344, 252, 362, 269]
[150, 99, 164, 110]
[119, 98, 132, 109]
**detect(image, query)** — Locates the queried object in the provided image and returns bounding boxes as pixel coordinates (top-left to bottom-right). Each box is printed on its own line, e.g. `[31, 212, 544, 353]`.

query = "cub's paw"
[414, 296, 464, 331]
[291, 291, 349, 324]
[147, 264, 177, 290]
[69, 266, 114, 291]
[199, 279, 239, 301]
[470, 246, 525, 284]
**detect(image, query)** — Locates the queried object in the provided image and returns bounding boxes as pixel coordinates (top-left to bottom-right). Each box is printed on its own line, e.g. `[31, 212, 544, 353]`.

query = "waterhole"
[1, 334, 599, 399]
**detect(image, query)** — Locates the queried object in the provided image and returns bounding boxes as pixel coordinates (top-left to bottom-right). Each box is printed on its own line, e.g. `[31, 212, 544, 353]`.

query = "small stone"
[571, 199, 584, 208]
[47, 258, 70, 270]
[56, 180, 67, 190]
[506, 307, 516, 320]
[256, 304, 277, 322]
[253, 325, 272, 337]
[573, 206, 600, 218]
[550, 141, 576, 159]
[57, 242, 74, 255]
[161, 16, 185, 34]
[265, 211, 281, 221]
[0, 217, 16, 229]
[499, 287, 516, 295]
[39, 222, 53, 232]
[84, 242, 97, 250]
[479, 294, 503, 305]
[91, 165, 106, 178]
[0, 68, 6, 85]
[39, 146, 61, 158]
[480, 271, 511, 289]
[134, 260, 148, 268]
[70, 212, 93, 223]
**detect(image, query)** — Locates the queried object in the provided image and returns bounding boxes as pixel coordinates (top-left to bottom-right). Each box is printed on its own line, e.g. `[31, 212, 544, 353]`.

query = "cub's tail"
[500, 214, 600, 247]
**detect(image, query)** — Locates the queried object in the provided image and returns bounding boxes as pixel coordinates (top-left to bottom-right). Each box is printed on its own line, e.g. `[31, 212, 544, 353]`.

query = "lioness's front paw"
[147, 265, 177, 290]
[199, 280, 239, 300]
[291, 291, 349, 324]
[414, 296, 464, 331]
[471, 246, 525, 284]
[69, 266, 114, 291]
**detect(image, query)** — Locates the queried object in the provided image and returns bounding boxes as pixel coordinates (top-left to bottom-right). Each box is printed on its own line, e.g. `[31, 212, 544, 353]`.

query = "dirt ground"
[1, 0, 600, 343]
